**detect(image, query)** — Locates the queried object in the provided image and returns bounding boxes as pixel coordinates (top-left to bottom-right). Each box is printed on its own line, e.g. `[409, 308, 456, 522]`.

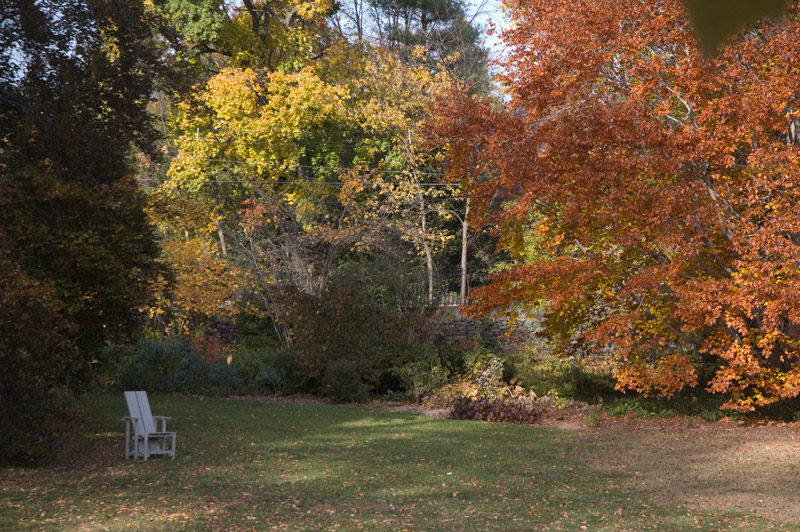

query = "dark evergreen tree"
[367, 0, 490, 92]
[0, 0, 171, 463]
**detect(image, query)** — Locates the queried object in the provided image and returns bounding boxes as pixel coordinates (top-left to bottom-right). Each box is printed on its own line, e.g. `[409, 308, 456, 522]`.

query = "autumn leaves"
[438, 0, 800, 410]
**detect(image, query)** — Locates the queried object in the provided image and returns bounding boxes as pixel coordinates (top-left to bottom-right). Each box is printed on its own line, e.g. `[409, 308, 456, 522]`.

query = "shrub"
[276, 276, 435, 393]
[583, 406, 602, 427]
[393, 343, 451, 402]
[607, 398, 653, 418]
[383, 390, 407, 402]
[450, 397, 542, 424]
[321, 359, 372, 403]
[425, 356, 530, 408]
[699, 409, 725, 422]
[510, 346, 619, 403]
[235, 312, 281, 350]
[254, 365, 288, 394]
[426, 381, 482, 408]
[172, 355, 245, 397]
[228, 345, 290, 393]
[467, 354, 505, 399]
[0, 381, 83, 465]
[107, 338, 195, 393]
[395, 361, 449, 403]
[435, 342, 468, 376]
[229, 345, 269, 381]
[104, 338, 249, 396]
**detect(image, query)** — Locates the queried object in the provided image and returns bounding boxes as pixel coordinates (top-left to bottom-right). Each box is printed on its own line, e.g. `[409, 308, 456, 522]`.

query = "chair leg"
[124, 422, 131, 459]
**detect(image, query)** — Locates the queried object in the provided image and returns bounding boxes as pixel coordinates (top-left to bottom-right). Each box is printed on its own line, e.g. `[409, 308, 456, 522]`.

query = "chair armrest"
[153, 416, 171, 431]
[123, 416, 143, 434]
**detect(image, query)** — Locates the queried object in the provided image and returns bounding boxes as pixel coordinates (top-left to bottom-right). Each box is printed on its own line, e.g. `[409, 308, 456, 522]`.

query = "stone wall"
[427, 306, 543, 342]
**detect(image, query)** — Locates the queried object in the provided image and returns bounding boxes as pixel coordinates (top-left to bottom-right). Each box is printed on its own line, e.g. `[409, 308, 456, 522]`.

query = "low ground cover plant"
[449, 396, 543, 424]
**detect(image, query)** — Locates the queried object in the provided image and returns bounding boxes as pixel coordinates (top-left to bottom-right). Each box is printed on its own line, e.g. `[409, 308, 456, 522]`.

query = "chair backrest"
[124, 391, 157, 434]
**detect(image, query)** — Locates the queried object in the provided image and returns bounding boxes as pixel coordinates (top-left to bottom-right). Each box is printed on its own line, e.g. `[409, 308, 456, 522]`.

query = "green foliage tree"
[154, 0, 335, 71]
[333, 0, 490, 92]
[141, 0, 487, 331]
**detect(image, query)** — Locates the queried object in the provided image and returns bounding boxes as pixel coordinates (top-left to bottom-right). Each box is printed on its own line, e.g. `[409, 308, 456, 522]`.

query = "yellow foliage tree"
[146, 238, 254, 335]
[159, 36, 458, 321]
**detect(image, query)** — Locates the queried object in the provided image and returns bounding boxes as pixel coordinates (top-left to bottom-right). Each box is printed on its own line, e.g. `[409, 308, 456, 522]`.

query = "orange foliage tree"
[436, 0, 800, 410]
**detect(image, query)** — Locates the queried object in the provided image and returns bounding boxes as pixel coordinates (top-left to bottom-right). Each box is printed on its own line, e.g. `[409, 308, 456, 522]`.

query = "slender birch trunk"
[460, 196, 469, 305]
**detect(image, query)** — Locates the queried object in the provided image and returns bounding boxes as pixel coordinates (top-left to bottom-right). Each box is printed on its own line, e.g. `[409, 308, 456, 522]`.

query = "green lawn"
[0, 394, 791, 531]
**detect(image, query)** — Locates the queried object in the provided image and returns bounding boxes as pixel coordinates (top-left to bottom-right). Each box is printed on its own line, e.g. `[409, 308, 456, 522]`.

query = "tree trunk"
[425, 241, 434, 305]
[216, 219, 227, 256]
[460, 196, 469, 305]
[421, 208, 434, 305]
[211, 180, 227, 255]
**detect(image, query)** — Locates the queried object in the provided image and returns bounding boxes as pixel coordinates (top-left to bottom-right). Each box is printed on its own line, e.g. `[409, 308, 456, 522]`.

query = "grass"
[0, 394, 795, 531]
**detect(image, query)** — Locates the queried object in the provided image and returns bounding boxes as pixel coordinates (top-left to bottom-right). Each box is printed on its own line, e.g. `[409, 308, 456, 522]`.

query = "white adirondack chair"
[123, 391, 176, 461]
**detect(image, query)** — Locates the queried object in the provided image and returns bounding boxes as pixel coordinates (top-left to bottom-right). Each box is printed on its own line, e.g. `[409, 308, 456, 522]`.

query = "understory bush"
[229, 345, 289, 394]
[276, 277, 437, 395]
[321, 359, 372, 403]
[466, 352, 506, 399]
[604, 394, 730, 419]
[105, 338, 192, 393]
[606, 397, 654, 419]
[449, 397, 543, 424]
[510, 346, 619, 403]
[395, 343, 451, 402]
[103, 338, 290, 396]
[0, 375, 83, 465]
[427, 353, 526, 408]
[171, 353, 245, 396]
[395, 361, 449, 403]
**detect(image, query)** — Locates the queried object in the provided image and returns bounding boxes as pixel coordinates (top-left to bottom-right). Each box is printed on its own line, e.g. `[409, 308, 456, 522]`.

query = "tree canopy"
[139, 0, 489, 340]
[0, 0, 172, 461]
[437, 0, 800, 410]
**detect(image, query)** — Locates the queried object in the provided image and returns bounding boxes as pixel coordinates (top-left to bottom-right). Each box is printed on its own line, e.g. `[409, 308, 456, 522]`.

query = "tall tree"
[332, 0, 490, 92]
[155, 0, 335, 71]
[437, 0, 800, 410]
[142, 0, 491, 342]
[156, 41, 457, 331]
[0, 0, 169, 462]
